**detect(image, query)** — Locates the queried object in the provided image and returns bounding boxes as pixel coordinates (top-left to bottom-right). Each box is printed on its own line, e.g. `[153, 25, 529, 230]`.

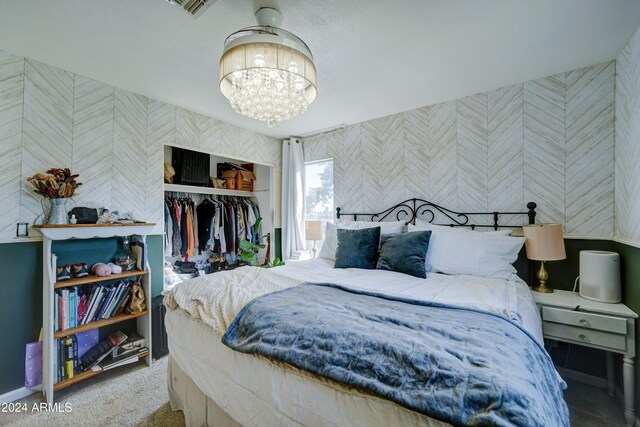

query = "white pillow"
[408, 223, 524, 279]
[318, 220, 405, 260]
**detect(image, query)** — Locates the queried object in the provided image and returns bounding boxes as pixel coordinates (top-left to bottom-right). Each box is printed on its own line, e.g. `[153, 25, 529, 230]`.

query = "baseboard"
[0, 386, 37, 404]
[556, 367, 608, 389]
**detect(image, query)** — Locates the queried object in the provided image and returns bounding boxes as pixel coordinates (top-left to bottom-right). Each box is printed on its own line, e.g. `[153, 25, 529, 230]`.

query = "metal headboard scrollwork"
[336, 199, 537, 229]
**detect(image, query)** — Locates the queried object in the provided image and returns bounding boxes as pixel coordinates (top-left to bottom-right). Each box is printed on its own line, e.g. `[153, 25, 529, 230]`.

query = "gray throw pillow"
[376, 231, 432, 278]
[334, 227, 381, 269]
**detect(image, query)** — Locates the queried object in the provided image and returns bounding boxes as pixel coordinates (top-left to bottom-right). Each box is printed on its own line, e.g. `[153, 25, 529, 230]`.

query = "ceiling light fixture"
[219, 7, 317, 127]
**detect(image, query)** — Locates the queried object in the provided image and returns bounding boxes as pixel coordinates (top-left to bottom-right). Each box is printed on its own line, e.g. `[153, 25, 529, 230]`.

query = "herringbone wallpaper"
[0, 50, 282, 239]
[616, 26, 640, 244]
[304, 61, 616, 239]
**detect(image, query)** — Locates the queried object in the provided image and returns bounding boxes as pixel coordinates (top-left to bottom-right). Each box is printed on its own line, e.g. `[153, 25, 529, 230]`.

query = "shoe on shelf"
[56, 265, 71, 281]
[91, 263, 112, 277]
[72, 263, 89, 278]
[107, 263, 122, 275]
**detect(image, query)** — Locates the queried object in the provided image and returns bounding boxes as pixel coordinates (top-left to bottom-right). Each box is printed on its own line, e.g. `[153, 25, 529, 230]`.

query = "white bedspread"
[164, 259, 548, 427]
[164, 258, 543, 344]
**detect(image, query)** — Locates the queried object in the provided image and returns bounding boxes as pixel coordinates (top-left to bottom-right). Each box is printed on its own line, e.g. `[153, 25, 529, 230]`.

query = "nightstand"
[532, 290, 638, 426]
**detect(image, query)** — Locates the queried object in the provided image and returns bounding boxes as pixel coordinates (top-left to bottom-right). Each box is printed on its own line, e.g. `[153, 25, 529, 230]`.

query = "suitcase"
[152, 295, 169, 360]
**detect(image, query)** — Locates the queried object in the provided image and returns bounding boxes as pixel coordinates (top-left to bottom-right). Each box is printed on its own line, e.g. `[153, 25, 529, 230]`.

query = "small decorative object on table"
[27, 168, 82, 225]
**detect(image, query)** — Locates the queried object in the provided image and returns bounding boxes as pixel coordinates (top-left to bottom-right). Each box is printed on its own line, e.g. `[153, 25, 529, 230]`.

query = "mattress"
[166, 308, 449, 427]
[164, 258, 550, 426]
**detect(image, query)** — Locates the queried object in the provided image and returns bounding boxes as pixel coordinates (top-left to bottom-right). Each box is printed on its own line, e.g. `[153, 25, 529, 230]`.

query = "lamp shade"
[522, 224, 566, 261]
[306, 220, 323, 241]
[219, 26, 317, 128]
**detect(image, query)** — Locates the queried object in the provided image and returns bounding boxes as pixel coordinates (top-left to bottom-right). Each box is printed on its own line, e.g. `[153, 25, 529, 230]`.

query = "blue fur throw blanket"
[222, 282, 569, 426]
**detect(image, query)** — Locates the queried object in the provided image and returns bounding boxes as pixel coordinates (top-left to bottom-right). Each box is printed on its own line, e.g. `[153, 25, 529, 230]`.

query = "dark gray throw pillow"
[334, 227, 381, 269]
[376, 231, 432, 278]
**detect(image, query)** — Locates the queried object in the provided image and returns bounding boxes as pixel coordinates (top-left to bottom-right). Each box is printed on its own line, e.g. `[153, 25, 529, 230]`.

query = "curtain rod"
[298, 124, 346, 139]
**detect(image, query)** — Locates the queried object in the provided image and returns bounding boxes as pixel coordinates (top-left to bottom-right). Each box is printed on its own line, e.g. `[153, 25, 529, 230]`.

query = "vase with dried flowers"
[27, 168, 82, 224]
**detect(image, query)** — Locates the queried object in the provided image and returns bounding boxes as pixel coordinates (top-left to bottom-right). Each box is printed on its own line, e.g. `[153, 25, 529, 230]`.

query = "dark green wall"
[0, 242, 42, 396]
[615, 241, 640, 411]
[0, 235, 163, 395]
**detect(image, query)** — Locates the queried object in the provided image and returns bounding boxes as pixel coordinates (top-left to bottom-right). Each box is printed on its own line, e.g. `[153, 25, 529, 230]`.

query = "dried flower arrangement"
[27, 168, 82, 199]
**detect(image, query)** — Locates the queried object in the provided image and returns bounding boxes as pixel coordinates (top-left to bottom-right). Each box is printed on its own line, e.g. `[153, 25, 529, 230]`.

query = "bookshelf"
[36, 223, 155, 403]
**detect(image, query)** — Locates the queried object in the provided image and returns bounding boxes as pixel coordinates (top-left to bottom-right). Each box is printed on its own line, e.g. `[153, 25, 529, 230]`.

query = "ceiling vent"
[166, 0, 217, 18]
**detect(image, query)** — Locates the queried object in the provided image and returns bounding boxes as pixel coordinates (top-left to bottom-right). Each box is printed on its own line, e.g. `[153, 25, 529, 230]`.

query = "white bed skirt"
[167, 354, 240, 427]
[166, 308, 449, 427]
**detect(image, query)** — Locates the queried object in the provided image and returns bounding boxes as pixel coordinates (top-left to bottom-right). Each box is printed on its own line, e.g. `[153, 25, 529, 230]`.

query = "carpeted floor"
[2, 357, 184, 427]
[564, 379, 627, 426]
[2, 357, 627, 426]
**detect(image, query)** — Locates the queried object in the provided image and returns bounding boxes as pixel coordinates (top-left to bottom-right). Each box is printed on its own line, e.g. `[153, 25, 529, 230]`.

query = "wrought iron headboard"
[336, 199, 537, 229]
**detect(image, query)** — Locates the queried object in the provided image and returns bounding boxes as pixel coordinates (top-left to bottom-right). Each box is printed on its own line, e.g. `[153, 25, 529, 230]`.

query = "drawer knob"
[579, 319, 589, 326]
[579, 334, 589, 341]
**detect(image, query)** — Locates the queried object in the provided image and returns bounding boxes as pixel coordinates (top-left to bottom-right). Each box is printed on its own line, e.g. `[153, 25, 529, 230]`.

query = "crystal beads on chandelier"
[219, 27, 317, 127]
[228, 64, 310, 127]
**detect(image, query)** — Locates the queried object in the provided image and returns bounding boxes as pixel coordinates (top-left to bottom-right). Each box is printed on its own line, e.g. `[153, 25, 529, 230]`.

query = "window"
[304, 159, 333, 255]
[304, 159, 334, 222]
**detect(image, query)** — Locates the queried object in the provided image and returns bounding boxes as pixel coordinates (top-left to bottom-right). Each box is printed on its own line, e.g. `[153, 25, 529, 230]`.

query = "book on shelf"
[71, 335, 79, 369]
[54, 291, 58, 333]
[103, 282, 124, 319]
[63, 337, 74, 379]
[114, 288, 132, 316]
[77, 329, 99, 359]
[80, 331, 127, 371]
[62, 289, 69, 330]
[87, 287, 106, 324]
[111, 331, 145, 357]
[95, 346, 148, 372]
[58, 339, 64, 382]
[96, 286, 114, 319]
[82, 286, 100, 325]
[53, 338, 57, 383]
[56, 283, 134, 331]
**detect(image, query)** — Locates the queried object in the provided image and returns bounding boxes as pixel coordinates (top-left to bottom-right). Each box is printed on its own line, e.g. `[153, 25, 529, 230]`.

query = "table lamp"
[523, 224, 566, 293]
[306, 220, 323, 258]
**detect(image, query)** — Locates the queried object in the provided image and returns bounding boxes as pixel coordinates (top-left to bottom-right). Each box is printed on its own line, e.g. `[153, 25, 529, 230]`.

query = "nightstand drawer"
[543, 322, 627, 351]
[541, 307, 627, 334]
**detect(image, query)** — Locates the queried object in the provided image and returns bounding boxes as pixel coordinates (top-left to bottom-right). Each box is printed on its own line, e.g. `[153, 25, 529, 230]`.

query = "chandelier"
[219, 7, 317, 127]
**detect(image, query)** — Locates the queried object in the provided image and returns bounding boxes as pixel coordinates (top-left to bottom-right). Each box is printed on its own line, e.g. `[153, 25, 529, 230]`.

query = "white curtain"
[281, 138, 306, 260]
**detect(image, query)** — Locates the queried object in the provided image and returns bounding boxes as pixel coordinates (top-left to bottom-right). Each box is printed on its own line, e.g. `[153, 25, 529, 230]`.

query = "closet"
[163, 145, 275, 280]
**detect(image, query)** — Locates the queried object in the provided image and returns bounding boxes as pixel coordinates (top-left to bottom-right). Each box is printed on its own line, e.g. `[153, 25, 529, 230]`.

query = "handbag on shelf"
[69, 207, 98, 224]
[126, 282, 146, 314]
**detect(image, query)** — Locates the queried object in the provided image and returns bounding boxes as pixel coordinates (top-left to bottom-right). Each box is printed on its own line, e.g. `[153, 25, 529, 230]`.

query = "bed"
[163, 199, 569, 426]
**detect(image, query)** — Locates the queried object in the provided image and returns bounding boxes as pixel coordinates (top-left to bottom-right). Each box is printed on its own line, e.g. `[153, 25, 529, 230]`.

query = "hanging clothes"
[164, 194, 263, 258]
[196, 198, 216, 252]
[185, 202, 195, 257]
[164, 199, 173, 256]
[192, 199, 199, 251]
